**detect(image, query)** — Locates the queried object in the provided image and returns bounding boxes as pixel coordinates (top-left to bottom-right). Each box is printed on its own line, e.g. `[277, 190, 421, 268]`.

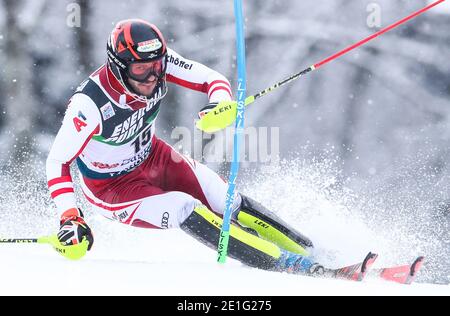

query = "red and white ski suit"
[47, 48, 240, 228]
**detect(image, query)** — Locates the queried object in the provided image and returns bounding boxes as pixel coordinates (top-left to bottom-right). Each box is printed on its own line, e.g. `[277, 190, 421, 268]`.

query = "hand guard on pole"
[198, 102, 219, 119]
[196, 100, 240, 133]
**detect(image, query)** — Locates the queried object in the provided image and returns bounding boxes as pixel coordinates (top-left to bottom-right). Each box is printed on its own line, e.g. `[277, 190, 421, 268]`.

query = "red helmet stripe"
[117, 41, 127, 54]
[124, 22, 141, 60]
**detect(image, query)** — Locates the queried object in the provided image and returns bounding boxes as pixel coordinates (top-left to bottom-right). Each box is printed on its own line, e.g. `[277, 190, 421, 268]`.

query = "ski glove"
[58, 209, 94, 251]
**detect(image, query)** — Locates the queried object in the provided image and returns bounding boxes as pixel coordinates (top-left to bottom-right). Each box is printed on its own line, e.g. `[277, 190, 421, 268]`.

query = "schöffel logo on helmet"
[137, 39, 162, 53]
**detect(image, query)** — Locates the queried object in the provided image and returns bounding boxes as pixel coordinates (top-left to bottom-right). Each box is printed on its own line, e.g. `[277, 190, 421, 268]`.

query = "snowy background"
[0, 0, 449, 293]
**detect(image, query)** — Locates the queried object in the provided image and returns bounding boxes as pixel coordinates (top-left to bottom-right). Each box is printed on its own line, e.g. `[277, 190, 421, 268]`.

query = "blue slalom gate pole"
[217, 0, 247, 263]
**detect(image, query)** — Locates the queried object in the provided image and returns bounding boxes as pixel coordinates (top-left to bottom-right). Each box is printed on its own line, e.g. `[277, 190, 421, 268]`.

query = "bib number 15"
[132, 124, 152, 153]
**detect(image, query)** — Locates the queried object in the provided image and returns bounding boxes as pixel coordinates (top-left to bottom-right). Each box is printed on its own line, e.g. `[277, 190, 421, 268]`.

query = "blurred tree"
[73, 0, 92, 76]
[0, 0, 48, 169]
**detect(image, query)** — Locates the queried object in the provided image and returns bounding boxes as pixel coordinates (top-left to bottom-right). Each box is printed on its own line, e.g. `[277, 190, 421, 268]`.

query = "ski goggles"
[127, 57, 166, 82]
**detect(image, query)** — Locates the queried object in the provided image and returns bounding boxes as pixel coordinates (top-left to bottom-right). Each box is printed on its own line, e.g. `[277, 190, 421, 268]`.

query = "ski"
[322, 252, 378, 281]
[371, 256, 425, 285]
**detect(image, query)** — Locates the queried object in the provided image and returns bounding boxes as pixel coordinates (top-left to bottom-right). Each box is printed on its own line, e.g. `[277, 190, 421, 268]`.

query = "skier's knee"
[163, 191, 201, 227]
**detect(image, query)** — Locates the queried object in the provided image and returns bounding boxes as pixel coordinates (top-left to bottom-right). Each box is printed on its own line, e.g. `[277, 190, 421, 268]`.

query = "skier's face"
[126, 59, 164, 97]
[127, 75, 158, 97]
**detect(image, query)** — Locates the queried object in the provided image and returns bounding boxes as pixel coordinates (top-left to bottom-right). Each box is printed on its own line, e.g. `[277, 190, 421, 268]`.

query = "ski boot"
[277, 250, 325, 276]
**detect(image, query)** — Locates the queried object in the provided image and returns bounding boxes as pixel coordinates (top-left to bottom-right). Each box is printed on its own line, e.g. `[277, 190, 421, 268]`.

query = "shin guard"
[180, 205, 282, 270]
[236, 195, 313, 256]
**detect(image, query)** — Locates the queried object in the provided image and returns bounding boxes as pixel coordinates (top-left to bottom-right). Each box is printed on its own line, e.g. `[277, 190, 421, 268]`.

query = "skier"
[47, 19, 323, 275]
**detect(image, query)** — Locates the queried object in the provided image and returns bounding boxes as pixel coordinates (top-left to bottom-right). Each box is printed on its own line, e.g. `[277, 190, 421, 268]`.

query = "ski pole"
[248, 0, 446, 104]
[0, 235, 89, 260]
[217, 0, 247, 264]
[0, 238, 40, 243]
[197, 0, 447, 133]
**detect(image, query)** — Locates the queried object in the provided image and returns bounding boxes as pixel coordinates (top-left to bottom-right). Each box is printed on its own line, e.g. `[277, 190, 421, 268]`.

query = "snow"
[0, 158, 447, 295]
[0, 159, 448, 296]
[0, 226, 448, 296]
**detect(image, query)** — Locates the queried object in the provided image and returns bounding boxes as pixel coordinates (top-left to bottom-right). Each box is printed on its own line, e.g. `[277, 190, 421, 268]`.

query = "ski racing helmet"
[107, 19, 168, 99]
